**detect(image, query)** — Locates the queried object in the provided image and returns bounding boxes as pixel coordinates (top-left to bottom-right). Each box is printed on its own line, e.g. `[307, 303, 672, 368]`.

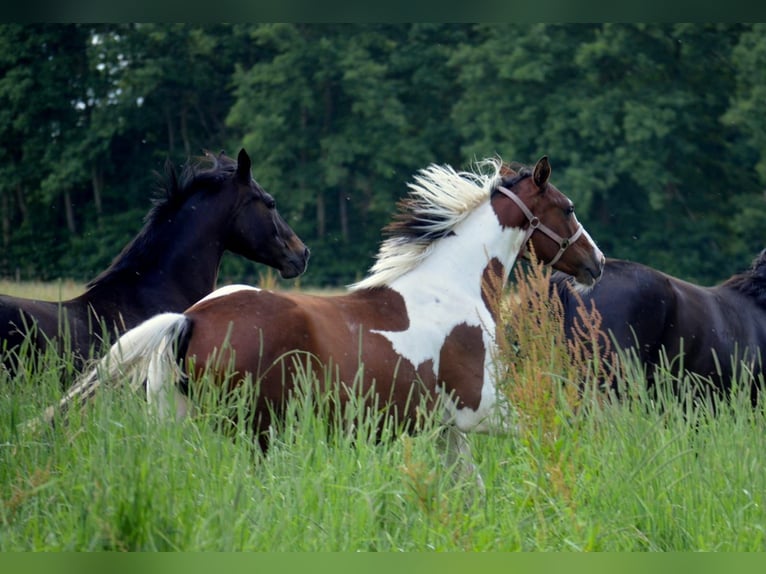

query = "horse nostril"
[304, 247, 311, 260]
[589, 259, 604, 281]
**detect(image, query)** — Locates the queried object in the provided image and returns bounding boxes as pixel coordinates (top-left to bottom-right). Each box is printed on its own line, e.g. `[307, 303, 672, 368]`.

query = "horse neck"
[152, 211, 226, 296]
[391, 202, 527, 319]
[86, 202, 228, 312]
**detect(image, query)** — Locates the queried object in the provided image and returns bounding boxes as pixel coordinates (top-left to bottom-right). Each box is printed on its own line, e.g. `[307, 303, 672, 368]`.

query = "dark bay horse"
[552, 253, 766, 401]
[1, 149, 309, 374]
[54, 156, 604, 484]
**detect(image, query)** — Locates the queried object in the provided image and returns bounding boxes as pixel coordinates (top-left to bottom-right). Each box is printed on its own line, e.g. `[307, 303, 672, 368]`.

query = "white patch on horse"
[197, 284, 260, 303]
[349, 160, 500, 291]
[371, 201, 525, 434]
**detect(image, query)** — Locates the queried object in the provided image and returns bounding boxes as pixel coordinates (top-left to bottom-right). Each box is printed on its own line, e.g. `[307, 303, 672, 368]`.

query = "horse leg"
[436, 425, 486, 497]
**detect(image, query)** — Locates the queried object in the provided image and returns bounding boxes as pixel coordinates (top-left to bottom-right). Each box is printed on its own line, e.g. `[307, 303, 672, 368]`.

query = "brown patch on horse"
[481, 258, 505, 320]
[438, 323, 486, 411]
[182, 286, 442, 434]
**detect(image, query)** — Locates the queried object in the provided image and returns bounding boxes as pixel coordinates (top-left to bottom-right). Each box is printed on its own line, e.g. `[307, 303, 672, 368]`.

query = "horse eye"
[265, 197, 276, 209]
[566, 205, 575, 216]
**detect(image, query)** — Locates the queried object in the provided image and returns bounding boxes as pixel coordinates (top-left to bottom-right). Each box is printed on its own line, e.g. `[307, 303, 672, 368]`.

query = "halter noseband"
[495, 185, 584, 267]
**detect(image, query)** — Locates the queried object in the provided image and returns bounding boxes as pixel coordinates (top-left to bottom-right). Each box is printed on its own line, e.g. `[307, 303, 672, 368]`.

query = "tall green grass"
[2, 272, 766, 551]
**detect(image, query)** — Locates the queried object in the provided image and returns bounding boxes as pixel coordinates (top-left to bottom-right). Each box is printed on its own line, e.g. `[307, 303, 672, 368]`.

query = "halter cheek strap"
[495, 186, 584, 267]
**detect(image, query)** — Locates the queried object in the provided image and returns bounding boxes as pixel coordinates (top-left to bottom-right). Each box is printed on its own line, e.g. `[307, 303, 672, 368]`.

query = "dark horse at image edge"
[0, 149, 309, 375]
[552, 251, 766, 402]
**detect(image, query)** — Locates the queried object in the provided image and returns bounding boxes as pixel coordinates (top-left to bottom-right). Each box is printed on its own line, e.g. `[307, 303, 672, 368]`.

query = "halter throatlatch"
[495, 185, 584, 266]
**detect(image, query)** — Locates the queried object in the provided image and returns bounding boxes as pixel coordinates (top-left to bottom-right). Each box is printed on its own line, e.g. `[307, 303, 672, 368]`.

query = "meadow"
[1, 268, 765, 551]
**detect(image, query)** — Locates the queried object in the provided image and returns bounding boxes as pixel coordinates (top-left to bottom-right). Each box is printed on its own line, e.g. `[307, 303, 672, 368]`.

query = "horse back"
[183, 287, 408, 376]
[554, 258, 766, 394]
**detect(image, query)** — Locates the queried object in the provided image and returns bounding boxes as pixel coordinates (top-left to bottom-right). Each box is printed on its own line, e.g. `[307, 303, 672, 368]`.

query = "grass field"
[1, 269, 766, 551]
[0, 279, 84, 301]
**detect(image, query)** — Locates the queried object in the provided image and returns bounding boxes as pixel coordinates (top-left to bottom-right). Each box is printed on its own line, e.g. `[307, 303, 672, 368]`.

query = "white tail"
[33, 312, 191, 429]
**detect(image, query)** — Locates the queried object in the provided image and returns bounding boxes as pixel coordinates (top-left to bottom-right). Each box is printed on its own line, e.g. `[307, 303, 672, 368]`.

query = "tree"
[2, 24, 765, 287]
[451, 23, 756, 283]
[723, 24, 766, 263]
[0, 24, 103, 278]
[0, 24, 254, 281]
[227, 24, 469, 285]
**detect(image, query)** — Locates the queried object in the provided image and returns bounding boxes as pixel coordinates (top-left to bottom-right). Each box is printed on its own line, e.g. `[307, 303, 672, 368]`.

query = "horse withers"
[54, 156, 604, 486]
[0, 149, 309, 375]
[552, 253, 766, 403]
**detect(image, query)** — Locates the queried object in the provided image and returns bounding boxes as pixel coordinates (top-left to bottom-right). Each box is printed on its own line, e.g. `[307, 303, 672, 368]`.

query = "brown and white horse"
[51, 156, 604, 485]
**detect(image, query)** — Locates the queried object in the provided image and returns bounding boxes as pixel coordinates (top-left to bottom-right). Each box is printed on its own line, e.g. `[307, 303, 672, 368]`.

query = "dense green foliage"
[2, 24, 766, 287]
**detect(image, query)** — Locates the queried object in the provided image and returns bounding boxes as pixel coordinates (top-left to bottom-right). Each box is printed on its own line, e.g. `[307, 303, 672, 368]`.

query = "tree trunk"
[1, 192, 9, 248]
[14, 183, 28, 222]
[166, 106, 175, 155]
[338, 187, 348, 241]
[63, 190, 77, 234]
[91, 164, 103, 229]
[316, 192, 326, 240]
[180, 104, 191, 157]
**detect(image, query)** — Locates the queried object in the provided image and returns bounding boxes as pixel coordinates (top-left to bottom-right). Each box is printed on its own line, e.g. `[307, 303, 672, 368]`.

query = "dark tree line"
[1, 23, 765, 287]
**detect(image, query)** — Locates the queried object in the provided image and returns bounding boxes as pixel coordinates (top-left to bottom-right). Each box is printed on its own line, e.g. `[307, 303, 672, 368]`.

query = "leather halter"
[495, 185, 584, 267]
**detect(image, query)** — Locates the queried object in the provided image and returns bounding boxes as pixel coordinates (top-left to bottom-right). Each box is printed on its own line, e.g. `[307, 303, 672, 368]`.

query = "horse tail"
[32, 312, 192, 430]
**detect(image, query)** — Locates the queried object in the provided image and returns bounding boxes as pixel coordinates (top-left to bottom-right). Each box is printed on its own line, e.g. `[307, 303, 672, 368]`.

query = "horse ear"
[533, 156, 551, 189]
[237, 148, 252, 182]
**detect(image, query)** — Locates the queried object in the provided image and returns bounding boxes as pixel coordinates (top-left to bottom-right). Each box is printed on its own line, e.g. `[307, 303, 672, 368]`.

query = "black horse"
[552, 252, 766, 401]
[0, 148, 309, 374]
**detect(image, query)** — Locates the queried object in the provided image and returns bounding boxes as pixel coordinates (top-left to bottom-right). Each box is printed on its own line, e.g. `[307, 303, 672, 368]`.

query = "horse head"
[222, 149, 309, 279]
[493, 156, 604, 288]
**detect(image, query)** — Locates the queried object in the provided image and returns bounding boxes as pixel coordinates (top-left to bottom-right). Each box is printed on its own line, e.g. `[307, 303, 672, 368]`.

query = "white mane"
[349, 157, 504, 291]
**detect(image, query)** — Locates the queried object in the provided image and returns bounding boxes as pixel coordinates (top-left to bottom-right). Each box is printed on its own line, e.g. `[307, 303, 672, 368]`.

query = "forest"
[1, 23, 766, 287]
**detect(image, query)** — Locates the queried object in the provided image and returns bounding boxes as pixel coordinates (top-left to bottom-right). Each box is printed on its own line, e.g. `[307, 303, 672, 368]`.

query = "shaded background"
[1, 23, 765, 287]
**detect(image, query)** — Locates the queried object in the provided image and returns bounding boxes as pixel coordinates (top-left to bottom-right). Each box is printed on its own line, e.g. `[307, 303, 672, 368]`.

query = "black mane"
[721, 248, 766, 310]
[86, 152, 236, 290]
[150, 151, 237, 222]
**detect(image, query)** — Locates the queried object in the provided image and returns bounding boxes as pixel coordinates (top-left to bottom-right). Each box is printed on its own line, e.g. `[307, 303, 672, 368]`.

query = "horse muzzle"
[574, 251, 605, 289]
[280, 246, 311, 279]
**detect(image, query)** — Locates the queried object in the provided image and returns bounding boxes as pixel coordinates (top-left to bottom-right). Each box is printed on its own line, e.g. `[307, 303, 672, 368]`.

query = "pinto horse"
[0, 149, 309, 374]
[552, 253, 766, 401]
[54, 156, 604, 483]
